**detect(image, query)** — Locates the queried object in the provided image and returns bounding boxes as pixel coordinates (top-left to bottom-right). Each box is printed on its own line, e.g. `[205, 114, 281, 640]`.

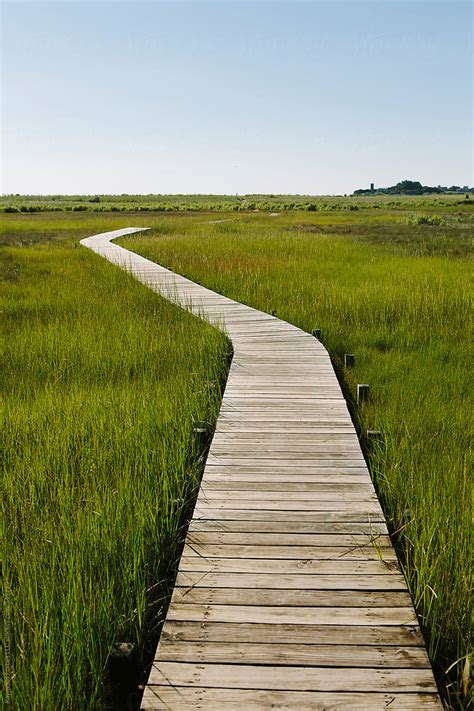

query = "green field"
[1, 191, 471, 217]
[1, 197, 472, 709]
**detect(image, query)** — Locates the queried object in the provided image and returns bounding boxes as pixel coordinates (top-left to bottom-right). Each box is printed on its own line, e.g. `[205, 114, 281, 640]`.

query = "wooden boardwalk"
[81, 229, 442, 710]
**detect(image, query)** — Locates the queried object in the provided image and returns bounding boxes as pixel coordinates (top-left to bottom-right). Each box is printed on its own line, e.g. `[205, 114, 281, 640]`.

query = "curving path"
[81, 229, 442, 710]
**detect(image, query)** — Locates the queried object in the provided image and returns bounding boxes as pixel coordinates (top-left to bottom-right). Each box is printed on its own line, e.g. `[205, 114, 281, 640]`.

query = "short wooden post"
[108, 643, 138, 709]
[344, 353, 355, 367]
[366, 430, 383, 450]
[312, 328, 321, 340]
[357, 384, 369, 404]
[193, 421, 209, 449]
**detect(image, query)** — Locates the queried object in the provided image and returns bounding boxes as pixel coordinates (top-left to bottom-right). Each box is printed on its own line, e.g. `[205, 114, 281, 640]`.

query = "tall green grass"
[1, 241, 229, 709]
[124, 210, 472, 708]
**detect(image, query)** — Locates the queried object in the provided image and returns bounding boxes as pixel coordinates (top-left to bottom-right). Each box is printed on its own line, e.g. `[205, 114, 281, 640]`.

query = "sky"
[1, 0, 472, 195]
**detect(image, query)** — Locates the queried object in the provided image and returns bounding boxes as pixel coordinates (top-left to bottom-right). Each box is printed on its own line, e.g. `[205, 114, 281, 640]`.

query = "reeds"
[1, 242, 229, 708]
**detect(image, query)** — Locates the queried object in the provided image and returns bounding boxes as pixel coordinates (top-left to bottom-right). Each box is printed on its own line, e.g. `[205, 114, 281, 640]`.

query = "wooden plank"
[188, 520, 389, 534]
[179, 558, 401, 574]
[209, 444, 364, 454]
[171, 587, 412, 608]
[175, 571, 408, 591]
[212, 433, 361, 442]
[203, 474, 371, 485]
[161, 620, 424, 646]
[186, 532, 391, 546]
[141, 687, 442, 709]
[196, 490, 376, 501]
[155, 640, 430, 668]
[193, 508, 385, 522]
[194, 499, 380, 511]
[183, 544, 396, 561]
[167, 604, 417, 626]
[146, 662, 438, 692]
[203, 464, 370, 474]
[204, 462, 368, 472]
[205, 458, 368, 468]
[215, 426, 357, 433]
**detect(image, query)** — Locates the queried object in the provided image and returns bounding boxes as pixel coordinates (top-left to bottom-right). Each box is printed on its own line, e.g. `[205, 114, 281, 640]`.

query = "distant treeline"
[354, 179, 473, 196]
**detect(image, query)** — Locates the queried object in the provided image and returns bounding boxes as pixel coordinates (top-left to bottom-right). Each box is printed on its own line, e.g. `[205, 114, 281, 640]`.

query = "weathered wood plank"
[179, 558, 401, 574]
[141, 687, 442, 709]
[194, 499, 380, 511]
[206, 457, 368, 467]
[155, 640, 430, 668]
[197, 490, 376, 501]
[209, 443, 364, 454]
[204, 463, 368, 473]
[193, 508, 386, 522]
[147, 662, 438, 692]
[186, 532, 391, 546]
[203, 474, 371, 485]
[161, 620, 425, 646]
[171, 587, 412, 607]
[167, 604, 417, 626]
[188, 520, 389, 534]
[175, 571, 408, 591]
[183, 544, 395, 561]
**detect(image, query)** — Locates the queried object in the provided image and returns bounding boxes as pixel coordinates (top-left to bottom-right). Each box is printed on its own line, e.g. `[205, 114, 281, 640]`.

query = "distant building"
[370, 183, 374, 192]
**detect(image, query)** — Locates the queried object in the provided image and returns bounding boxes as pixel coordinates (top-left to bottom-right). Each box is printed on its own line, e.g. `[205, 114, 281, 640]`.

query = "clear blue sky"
[1, 0, 472, 195]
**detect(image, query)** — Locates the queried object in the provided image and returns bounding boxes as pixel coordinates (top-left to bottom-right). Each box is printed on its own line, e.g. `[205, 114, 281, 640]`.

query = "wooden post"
[312, 328, 321, 340]
[193, 422, 209, 449]
[357, 384, 369, 404]
[108, 643, 138, 709]
[366, 430, 382, 448]
[344, 353, 355, 367]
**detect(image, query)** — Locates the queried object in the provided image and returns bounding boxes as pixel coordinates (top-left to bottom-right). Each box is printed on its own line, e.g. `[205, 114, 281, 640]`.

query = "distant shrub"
[72, 205, 88, 212]
[18, 205, 39, 213]
[305, 204, 317, 211]
[349, 205, 359, 211]
[3, 206, 20, 213]
[405, 214, 443, 226]
[89, 196, 100, 203]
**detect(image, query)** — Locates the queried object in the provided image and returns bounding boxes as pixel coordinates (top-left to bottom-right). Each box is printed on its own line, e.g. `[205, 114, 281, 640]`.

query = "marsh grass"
[1, 204, 471, 707]
[1, 192, 469, 216]
[123, 207, 472, 707]
[1, 239, 229, 709]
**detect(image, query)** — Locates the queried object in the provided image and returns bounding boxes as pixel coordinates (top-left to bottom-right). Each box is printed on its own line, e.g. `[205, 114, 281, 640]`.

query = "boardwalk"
[81, 229, 442, 710]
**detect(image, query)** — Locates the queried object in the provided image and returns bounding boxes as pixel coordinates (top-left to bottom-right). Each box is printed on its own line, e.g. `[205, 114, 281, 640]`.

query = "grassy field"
[1, 191, 471, 216]
[1, 200, 472, 708]
[1, 218, 230, 709]
[120, 202, 472, 708]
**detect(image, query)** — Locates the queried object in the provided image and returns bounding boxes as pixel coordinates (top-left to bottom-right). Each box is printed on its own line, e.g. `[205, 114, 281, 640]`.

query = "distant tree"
[389, 180, 424, 194]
